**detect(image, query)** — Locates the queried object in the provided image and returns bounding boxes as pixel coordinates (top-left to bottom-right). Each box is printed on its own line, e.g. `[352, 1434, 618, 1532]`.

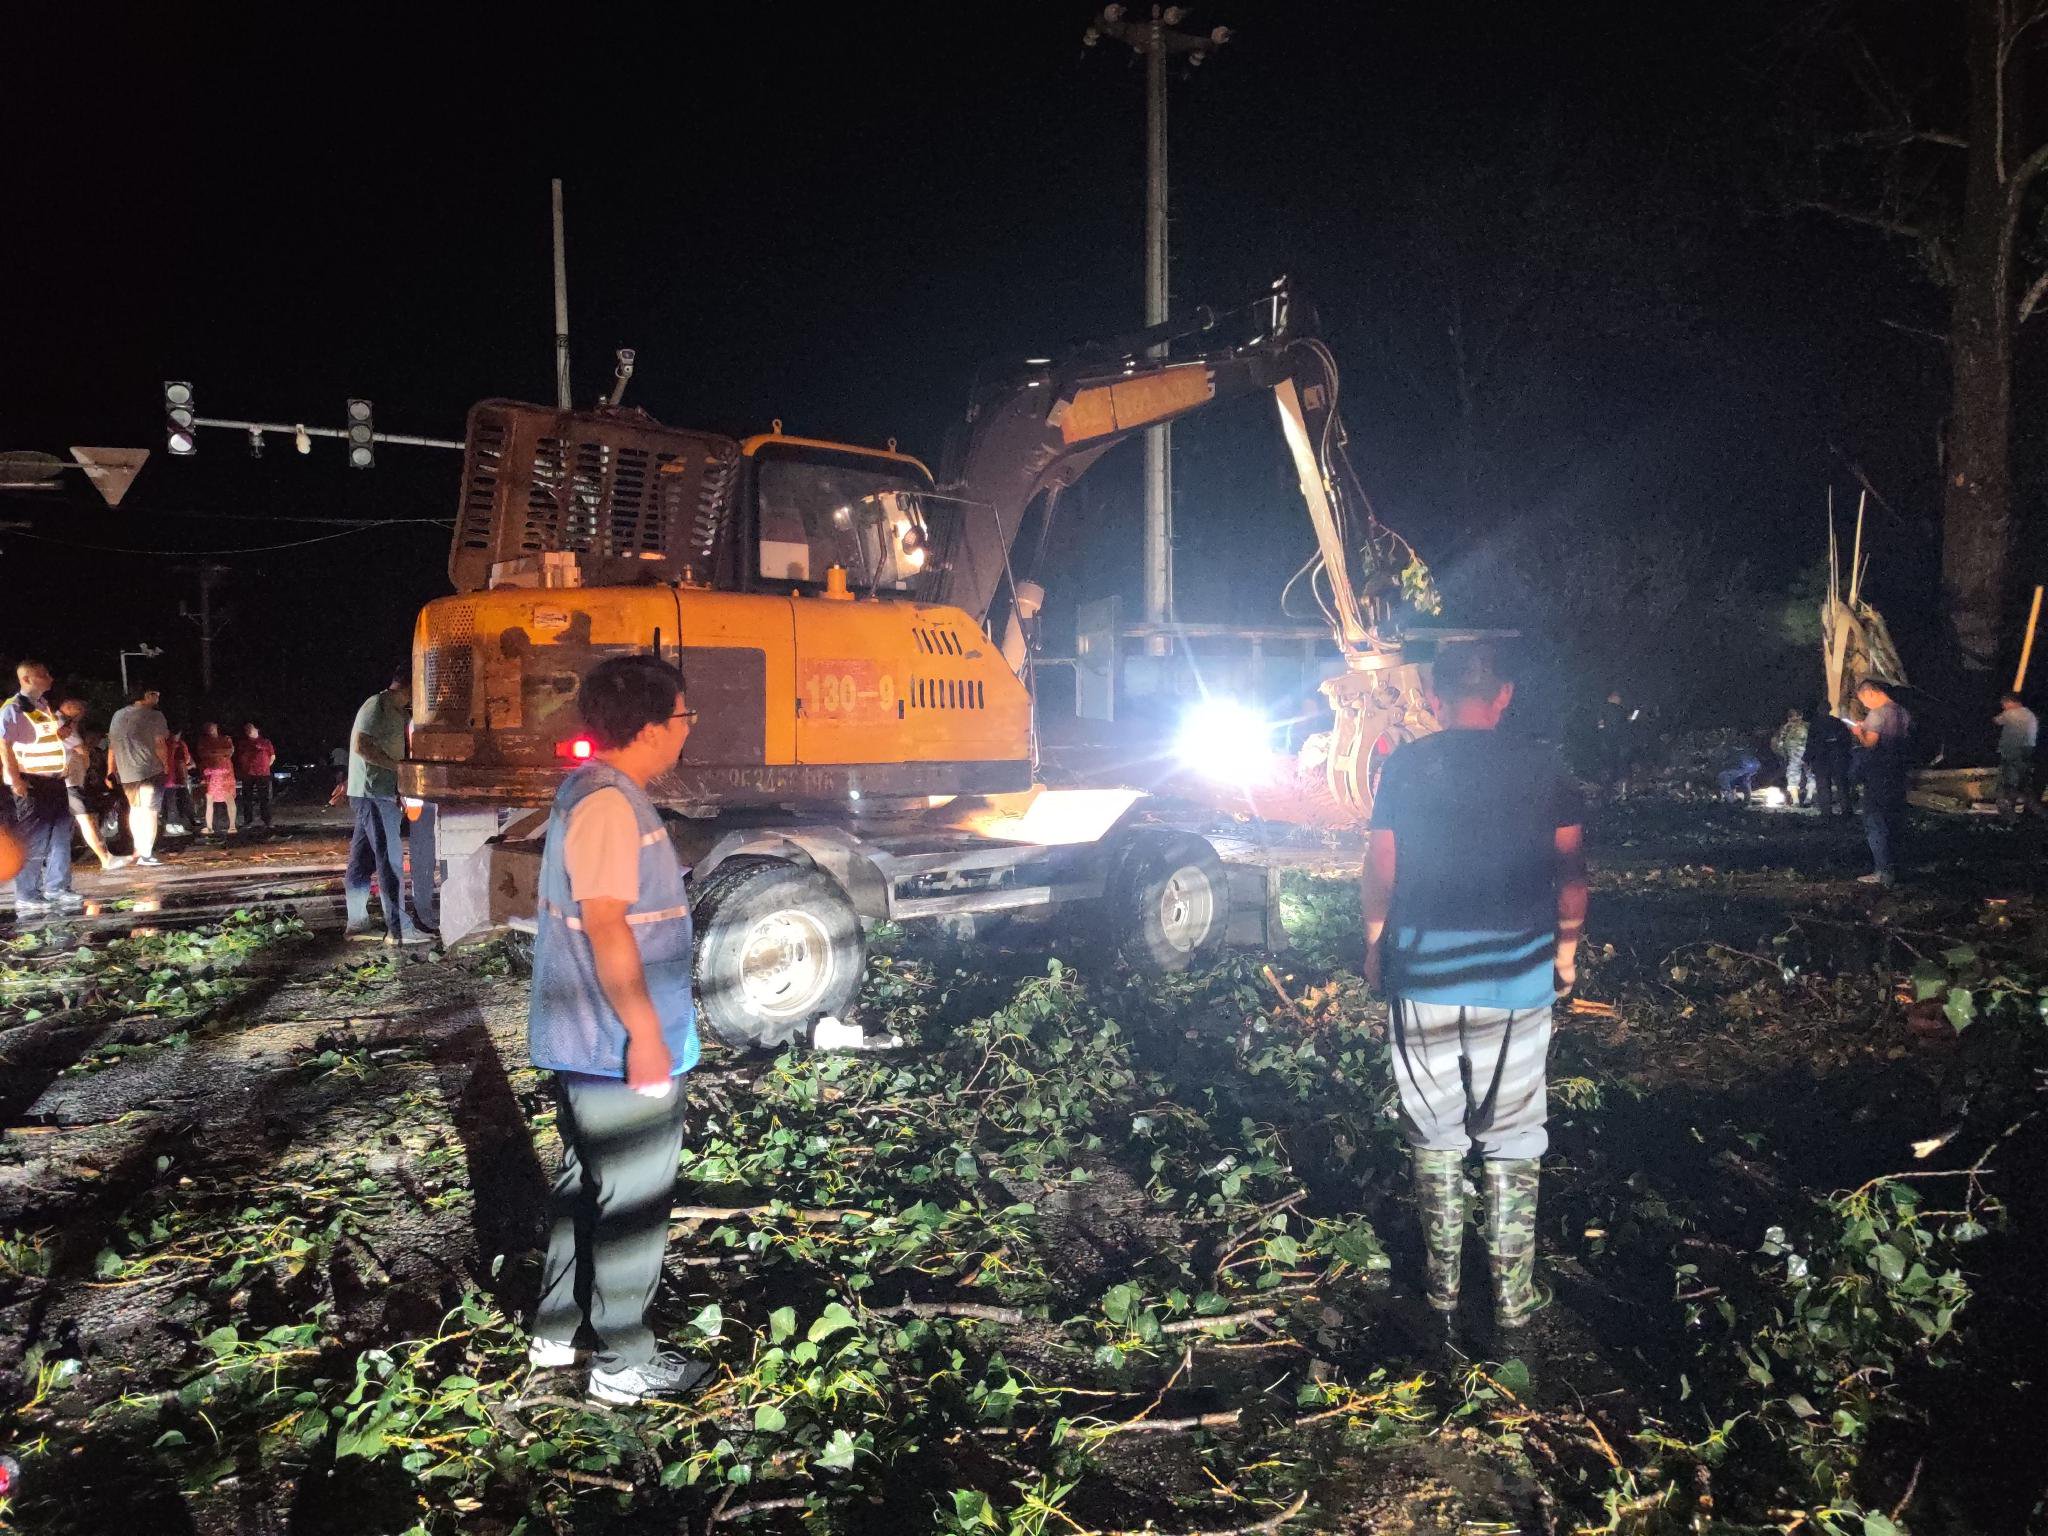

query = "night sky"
[5, 3, 1970, 756]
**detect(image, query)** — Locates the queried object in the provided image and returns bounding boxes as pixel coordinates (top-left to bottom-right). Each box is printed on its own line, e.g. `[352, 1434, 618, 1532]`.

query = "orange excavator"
[403, 281, 1438, 1045]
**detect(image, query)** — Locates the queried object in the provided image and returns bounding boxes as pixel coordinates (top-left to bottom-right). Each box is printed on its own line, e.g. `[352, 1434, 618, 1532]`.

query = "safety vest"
[528, 761, 699, 1079]
[7, 693, 67, 778]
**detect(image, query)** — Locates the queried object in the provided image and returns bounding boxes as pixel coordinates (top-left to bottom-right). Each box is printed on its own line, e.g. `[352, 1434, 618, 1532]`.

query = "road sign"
[70, 447, 149, 507]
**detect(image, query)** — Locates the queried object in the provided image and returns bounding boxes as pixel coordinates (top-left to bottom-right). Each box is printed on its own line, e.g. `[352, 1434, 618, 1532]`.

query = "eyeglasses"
[672, 709, 698, 724]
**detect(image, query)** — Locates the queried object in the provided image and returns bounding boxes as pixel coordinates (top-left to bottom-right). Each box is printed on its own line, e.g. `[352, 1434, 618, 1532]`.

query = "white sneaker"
[51, 892, 86, 912]
[527, 1336, 581, 1368]
[587, 1349, 711, 1405]
[14, 899, 49, 917]
[136, 855, 163, 868]
[101, 856, 133, 871]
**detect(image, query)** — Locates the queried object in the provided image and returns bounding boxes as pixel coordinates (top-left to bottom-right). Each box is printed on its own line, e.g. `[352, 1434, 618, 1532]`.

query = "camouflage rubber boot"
[1410, 1148, 1468, 1314]
[1481, 1158, 1546, 1329]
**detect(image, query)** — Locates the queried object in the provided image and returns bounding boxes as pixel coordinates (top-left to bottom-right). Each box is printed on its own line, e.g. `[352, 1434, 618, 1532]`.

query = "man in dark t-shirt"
[1846, 677, 1911, 886]
[1364, 642, 1587, 1337]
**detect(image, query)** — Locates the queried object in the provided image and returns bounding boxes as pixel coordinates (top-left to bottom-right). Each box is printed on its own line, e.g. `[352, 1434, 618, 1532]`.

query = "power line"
[133, 508, 455, 527]
[0, 519, 445, 558]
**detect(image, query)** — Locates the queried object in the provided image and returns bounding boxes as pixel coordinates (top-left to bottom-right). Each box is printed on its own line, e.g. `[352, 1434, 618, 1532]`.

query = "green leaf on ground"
[816, 1428, 858, 1470]
[807, 1302, 858, 1343]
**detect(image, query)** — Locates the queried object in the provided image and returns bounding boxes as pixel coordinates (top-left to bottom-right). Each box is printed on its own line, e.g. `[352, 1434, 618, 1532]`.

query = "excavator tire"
[693, 859, 864, 1051]
[1110, 830, 1230, 974]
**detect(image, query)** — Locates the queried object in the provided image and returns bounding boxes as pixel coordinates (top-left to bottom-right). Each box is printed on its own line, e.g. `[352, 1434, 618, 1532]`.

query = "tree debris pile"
[1, 805, 2044, 1533]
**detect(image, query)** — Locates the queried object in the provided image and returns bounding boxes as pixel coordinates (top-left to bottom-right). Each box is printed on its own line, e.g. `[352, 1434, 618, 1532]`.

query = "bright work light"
[1175, 698, 1275, 785]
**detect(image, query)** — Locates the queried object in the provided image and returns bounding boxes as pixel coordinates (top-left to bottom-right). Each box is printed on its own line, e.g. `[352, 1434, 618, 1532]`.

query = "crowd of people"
[1679, 675, 2046, 888]
[1, 659, 280, 919]
[3, 654, 441, 948]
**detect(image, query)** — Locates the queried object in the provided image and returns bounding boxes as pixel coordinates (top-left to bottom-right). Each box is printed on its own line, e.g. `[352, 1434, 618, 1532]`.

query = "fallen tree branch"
[875, 1295, 1026, 1325]
[1100, 1490, 1309, 1535]
[511, 1393, 601, 1412]
[1160, 1307, 1279, 1336]
[1085, 1408, 1242, 1437]
[557, 1467, 635, 1492]
[1890, 1455, 1924, 1522]
[2021, 270, 2048, 327]
[710, 1492, 812, 1526]
[672, 1203, 868, 1226]
[1261, 966, 1313, 1025]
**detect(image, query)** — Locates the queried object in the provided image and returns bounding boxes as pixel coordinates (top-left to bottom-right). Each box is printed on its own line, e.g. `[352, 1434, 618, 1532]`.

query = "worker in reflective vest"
[0, 659, 82, 916]
[525, 654, 705, 1407]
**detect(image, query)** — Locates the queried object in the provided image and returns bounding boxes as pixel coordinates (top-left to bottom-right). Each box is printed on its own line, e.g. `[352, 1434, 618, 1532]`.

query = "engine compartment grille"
[449, 400, 740, 593]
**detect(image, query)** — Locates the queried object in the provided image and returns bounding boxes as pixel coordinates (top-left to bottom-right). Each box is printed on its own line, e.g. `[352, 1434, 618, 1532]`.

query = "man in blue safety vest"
[523, 654, 706, 1406]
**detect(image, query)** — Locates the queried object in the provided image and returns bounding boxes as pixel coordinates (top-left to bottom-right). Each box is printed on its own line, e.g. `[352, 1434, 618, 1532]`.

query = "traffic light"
[345, 399, 374, 469]
[164, 381, 197, 455]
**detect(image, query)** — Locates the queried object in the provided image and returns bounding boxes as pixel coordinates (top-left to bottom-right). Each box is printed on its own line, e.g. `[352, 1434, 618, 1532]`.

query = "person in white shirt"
[106, 685, 171, 866]
[1994, 690, 2042, 821]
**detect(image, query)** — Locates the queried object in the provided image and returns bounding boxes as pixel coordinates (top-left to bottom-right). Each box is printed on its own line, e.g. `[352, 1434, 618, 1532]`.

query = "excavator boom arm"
[937, 288, 1374, 650]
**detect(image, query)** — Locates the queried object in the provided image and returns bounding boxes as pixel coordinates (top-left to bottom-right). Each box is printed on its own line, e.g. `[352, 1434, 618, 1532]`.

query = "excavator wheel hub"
[1157, 864, 1220, 954]
[739, 910, 836, 1018]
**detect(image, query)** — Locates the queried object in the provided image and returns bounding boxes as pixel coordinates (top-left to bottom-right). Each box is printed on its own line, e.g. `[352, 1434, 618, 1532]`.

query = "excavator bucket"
[1322, 656, 1439, 815]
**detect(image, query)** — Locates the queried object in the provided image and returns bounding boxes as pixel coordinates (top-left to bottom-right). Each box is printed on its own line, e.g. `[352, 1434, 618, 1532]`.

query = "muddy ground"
[1, 803, 2044, 1535]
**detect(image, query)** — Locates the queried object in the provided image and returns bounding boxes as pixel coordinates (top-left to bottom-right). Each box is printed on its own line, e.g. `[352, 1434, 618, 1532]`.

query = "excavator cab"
[741, 438, 958, 600]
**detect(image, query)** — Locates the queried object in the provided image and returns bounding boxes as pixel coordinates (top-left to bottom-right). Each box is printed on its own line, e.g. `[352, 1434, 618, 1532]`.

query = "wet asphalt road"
[3, 812, 355, 943]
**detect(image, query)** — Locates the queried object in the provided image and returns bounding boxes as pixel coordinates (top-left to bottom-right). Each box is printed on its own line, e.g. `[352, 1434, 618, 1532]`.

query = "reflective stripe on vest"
[8, 697, 67, 778]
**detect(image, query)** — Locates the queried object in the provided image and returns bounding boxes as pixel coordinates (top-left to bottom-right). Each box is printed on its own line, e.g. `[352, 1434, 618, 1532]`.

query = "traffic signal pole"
[181, 415, 462, 452]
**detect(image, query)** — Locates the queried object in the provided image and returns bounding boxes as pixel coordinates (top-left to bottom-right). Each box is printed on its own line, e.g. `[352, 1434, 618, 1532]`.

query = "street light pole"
[118, 644, 161, 697]
[1085, 6, 1230, 657]
[552, 179, 573, 411]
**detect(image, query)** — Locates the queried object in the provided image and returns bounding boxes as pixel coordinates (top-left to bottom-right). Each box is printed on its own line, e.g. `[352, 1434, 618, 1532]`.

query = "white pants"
[1390, 999, 1553, 1159]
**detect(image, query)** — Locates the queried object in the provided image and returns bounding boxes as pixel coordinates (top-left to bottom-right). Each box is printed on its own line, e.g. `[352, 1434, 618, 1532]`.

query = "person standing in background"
[107, 686, 171, 866]
[0, 660, 82, 916]
[164, 729, 196, 834]
[198, 724, 238, 835]
[56, 694, 126, 871]
[344, 668, 428, 946]
[1593, 690, 1634, 803]
[1993, 691, 2041, 822]
[1847, 678, 1913, 886]
[193, 723, 236, 831]
[236, 722, 276, 829]
[1772, 708, 1812, 807]
[1805, 704, 1852, 818]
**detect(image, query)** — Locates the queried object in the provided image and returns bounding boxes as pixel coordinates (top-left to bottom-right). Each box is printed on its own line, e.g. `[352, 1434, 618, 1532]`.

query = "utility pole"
[1085, 6, 1229, 655]
[552, 179, 573, 410]
[178, 563, 230, 695]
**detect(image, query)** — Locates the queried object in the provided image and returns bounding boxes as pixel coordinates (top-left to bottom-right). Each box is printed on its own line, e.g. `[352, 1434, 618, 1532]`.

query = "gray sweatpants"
[534, 1073, 688, 1372]
[1390, 999, 1553, 1159]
